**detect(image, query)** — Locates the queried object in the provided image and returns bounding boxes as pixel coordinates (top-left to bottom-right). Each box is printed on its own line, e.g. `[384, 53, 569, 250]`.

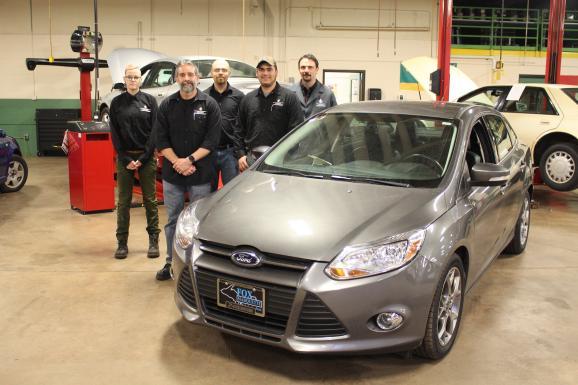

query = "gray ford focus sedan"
[171, 101, 532, 359]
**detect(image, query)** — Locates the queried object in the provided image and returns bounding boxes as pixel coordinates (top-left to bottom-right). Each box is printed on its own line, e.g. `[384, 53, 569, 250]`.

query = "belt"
[216, 144, 234, 150]
[126, 150, 145, 154]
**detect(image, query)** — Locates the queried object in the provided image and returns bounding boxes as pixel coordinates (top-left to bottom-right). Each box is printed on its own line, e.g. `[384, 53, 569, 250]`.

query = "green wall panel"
[0, 99, 82, 156]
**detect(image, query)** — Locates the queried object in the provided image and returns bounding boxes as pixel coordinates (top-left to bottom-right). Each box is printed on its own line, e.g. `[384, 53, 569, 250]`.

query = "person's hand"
[126, 161, 137, 170]
[181, 165, 196, 176]
[238, 156, 249, 172]
[173, 158, 196, 175]
[133, 160, 142, 169]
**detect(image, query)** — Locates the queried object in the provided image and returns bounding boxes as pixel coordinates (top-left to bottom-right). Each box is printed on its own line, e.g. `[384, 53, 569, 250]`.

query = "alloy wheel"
[6, 159, 25, 189]
[437, 266, 462, 346]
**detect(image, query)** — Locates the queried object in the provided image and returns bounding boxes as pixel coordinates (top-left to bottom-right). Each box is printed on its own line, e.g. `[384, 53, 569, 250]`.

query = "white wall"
[2, 0, 578, 102]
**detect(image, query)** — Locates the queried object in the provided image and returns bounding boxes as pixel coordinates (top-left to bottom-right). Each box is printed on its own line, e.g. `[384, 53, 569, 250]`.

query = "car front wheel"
[417, 254, 465, 360]
[1, 154, 28, 193]
[504, 191, 531, 254]
[539, 143, 578, 191]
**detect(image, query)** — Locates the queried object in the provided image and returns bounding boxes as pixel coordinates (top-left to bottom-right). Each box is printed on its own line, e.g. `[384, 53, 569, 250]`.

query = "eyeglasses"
[125, 76, 141, 81]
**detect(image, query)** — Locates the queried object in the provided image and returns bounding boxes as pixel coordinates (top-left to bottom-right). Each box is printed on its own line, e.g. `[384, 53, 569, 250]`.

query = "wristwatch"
[187, 155, 196, 164]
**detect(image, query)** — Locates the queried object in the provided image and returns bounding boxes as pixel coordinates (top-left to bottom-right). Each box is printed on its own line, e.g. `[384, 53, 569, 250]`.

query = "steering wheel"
[402, 153, 443, 175]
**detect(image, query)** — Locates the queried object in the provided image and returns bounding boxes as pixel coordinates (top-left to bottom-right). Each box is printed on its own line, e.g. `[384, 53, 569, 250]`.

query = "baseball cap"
[256, 56, 277, 69]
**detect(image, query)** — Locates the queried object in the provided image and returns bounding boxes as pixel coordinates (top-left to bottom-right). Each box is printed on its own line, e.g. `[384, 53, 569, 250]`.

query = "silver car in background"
[98, 48, 260, 122]
[172, 101, 533, 359]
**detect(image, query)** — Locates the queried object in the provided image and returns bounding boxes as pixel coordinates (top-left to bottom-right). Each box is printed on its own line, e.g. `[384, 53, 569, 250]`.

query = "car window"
[192, 59, 257, 79]
[502, 87, 557, 115]
[562, 88, 578, 104]
[484, 115, 513, 160]
[142, 62, 175, 88]
[259, 113, 458, 188]
[459, 87, 505, 107]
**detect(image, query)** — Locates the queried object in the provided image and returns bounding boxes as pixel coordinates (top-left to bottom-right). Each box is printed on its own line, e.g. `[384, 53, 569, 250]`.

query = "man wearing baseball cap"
[236, 56, 304, 171]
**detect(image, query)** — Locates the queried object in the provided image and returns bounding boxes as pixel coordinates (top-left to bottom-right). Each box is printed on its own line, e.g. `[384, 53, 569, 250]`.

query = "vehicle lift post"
[545, 0, 567, 84]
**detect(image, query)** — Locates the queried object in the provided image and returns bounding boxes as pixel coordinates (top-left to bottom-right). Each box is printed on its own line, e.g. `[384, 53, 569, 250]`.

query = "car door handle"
[540, 121, 550, 124]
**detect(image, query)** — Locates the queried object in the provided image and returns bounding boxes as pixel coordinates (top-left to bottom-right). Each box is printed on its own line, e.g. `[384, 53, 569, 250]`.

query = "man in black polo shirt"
[109, 64, 160, 260]
[155, 59, 221, 281]
[204, 58, 244, 188]
[237, 56, 304, 171]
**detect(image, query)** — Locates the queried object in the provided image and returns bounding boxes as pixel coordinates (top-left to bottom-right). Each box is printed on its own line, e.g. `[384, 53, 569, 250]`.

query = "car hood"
[196, 171, 447, 262]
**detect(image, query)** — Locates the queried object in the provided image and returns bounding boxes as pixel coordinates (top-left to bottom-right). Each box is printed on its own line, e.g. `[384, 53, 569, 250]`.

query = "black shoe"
[156, 263, 172, 281]
[114, 243, 128, 259]
[147, 234, 160, 258]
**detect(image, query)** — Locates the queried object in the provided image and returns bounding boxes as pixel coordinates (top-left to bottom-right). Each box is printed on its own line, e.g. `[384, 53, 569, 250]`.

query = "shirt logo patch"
[193, 108, 207, 120]
[139, 105, 151, 113]
[271, 99, 284, 110]
[315, 98, 326, 108]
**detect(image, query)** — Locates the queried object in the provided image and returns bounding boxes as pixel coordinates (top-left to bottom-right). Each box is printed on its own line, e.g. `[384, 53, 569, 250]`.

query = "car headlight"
[175, 201, 201, 249]
[325, 229, 426, 280]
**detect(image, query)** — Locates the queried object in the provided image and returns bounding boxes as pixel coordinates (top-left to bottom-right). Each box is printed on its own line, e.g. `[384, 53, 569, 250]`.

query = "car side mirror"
[470, 163, 510, 186]
[251, 146, 271, 160]
[0, 129, 5, 138]
[112, 82, 126, 91]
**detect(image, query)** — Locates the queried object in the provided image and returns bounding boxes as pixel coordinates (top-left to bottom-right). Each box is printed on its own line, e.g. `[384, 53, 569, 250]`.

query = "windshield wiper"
[329, 175, 411, 188]
[263, 169, 325, 179]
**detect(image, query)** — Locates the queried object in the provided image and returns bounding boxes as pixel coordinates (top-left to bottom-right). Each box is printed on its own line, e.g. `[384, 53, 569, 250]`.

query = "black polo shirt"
[155, 90, 222, 186]
[237, 82, 304, 158]
[203, 83, 244, 149]
[109, 91, 158, 166]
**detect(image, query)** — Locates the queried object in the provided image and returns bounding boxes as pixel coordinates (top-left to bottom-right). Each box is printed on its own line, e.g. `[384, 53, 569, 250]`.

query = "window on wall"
[452, 4, 578, 52]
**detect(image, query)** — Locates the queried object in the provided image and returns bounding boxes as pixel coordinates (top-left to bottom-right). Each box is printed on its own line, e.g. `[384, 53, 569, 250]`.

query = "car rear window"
[562, 88, 578, 104]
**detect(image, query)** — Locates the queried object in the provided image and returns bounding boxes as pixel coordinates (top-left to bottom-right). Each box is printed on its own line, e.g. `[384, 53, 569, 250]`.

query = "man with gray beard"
[154, 60, 222, 280]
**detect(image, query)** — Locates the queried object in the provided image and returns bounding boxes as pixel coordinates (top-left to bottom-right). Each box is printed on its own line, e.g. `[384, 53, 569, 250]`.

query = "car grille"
[296, 293, 348, 337]
[177, 265, 197, 309]
[196, 268, 296, 335]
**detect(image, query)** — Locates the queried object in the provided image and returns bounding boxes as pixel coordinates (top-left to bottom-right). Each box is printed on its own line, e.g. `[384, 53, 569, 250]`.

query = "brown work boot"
[147, 234, 160, 258]
[114, 242, 128, 259]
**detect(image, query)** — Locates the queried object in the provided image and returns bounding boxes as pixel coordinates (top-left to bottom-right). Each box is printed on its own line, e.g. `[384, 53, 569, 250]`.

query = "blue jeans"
[162, 180, 211, 264]
[213, 147, 239, 189]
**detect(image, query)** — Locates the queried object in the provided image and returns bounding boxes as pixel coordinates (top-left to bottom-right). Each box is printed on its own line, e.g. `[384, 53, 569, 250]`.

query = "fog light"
[376, 312, 403, 331]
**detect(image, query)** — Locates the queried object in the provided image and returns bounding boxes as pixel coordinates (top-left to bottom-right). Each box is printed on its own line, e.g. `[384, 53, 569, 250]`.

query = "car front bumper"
[172, 239, 440, 354]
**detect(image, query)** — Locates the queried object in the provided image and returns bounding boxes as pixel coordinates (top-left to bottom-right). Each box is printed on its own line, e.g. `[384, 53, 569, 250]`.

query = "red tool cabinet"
[67, 121, 115, 214]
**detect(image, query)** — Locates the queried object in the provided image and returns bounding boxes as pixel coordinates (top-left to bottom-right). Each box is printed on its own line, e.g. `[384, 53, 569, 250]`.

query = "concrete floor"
[1, 157, 577, 385]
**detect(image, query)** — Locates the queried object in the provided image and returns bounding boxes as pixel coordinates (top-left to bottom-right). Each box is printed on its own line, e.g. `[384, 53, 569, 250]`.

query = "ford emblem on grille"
[231, 249, 263, 268]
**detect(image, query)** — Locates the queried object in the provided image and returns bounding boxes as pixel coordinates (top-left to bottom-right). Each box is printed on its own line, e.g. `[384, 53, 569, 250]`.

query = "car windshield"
[562, 88, 578, 104]
[258, 112, 458, 188]
[193, 60, 256, 79]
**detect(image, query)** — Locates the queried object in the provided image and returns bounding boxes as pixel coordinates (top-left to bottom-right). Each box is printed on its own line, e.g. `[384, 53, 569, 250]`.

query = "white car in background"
[458, 84, 578, 191]
[99, 48, 260, 123]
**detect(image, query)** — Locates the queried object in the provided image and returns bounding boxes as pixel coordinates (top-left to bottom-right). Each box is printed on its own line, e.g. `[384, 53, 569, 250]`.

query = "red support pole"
[79, 51, 93, 122]
[545, 0, 566, 84]
[437, 0, 453, 101]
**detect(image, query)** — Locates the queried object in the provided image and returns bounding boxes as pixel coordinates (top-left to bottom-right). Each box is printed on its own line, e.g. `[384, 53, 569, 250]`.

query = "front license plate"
[217, 278, 266, 317]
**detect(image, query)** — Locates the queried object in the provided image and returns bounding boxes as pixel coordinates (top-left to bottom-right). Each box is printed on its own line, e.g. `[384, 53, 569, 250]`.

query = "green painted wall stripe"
[0, 99, 82, 156]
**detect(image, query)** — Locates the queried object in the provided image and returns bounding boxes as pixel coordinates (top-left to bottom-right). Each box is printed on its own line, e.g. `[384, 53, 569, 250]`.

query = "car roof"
[327, 100, 479, 120]
[499, 83, 576, 89]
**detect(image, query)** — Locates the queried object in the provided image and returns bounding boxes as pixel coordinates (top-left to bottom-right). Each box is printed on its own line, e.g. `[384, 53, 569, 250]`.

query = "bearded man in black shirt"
[110, 64, 160, 260]
[155, 60, 222, 281]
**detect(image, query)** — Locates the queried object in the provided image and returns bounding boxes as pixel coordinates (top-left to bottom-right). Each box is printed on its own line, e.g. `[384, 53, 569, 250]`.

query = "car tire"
[416, 254, 465, 360]
[100, 106, 110, 124]
[504, 191, 531, 254]
[1, 155, 28, 193]
[539, 143, 578, 191]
